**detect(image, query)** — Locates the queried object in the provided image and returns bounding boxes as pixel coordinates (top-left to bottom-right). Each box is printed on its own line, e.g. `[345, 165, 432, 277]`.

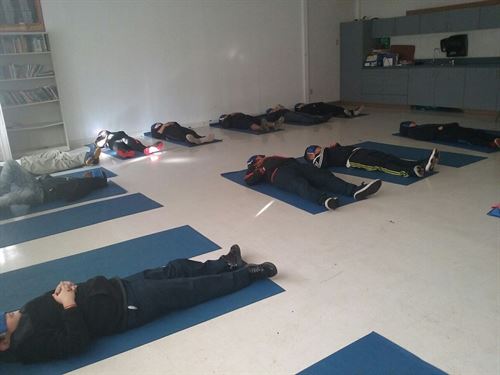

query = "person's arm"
[244, 163, 265, 185]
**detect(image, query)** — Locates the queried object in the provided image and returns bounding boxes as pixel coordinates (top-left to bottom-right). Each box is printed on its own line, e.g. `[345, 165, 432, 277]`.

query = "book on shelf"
[0, 34, 49, 54]
[0, 0, 37, 25]
[0, 63, 53, 79]
[0, 84, 58, 106]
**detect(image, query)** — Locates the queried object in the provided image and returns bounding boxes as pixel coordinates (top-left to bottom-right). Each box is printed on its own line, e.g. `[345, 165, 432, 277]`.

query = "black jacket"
[309, 144, 358, 168]
[244, 156, 296, 185]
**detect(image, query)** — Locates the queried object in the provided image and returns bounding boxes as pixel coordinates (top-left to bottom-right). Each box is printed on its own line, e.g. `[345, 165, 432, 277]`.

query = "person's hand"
[52, 281, 77, 308]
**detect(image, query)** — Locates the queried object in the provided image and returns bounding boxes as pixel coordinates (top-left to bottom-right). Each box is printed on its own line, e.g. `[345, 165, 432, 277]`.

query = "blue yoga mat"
[355, 141, 486, 168]
[210, 121, 284, 135]
[0, 193, 162, 247]
[221, 170, 356, 214]
[143, 132, 222, 147]
[54, 167, 117, 178]
[298, 332, 446, 375]
[0, 225, 284, 374]
[0, 171, 126, 221]
[487, 207, 500, 218]
[393, 130, 500, 154]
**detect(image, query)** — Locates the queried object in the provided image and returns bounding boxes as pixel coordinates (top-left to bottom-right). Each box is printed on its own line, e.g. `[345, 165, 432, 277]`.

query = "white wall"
[307, 0, 355, 102]
[41, 0, 305, 146]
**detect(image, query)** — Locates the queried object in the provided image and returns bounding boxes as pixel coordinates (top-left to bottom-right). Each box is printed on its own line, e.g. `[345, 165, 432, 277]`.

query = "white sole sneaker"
[353, 179, 382, 200]
[202, 133, 215, 143]
[425, 148, 439, 172]
[186, 134, 202, 144]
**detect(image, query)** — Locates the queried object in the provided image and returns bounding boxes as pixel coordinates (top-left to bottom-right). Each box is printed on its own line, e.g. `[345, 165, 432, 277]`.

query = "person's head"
[400, 121, 416, 128]
[266, 105, 285, 114]
[219, 114, 228, 122]
[95, 130, 110, 148]
[303, 145, 321, 162]
[247, 154, 265, 168]
[0, 311, 21, 352]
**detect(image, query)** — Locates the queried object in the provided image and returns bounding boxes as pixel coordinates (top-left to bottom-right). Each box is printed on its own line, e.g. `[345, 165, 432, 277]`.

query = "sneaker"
[202, 133, 215, 143]
[144, 141, 164, 155]
[247, 262, 278, 280]
[116, 149, 136, 158]
[494, 138, 500, 148]
[413, 165, 425, 178]
[324, 197, 339, 210]
[84, 144, 101, 166]
[186, 134, 202, 144]
[260, 118, 270, 132]
[220, 244, 246, 270]
[425, 148, 439, 172]
[352, 105, 364, 116]
[275, 116, 285, 129]
[343, 109, 354, 118]
[353, 179, 382, 200]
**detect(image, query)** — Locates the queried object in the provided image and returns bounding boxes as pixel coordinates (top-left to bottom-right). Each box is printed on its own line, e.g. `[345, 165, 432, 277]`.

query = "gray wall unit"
[464, 67, 499, 110]
[447, 8, 479, 32]
[361, 69, 408, 104]
[479, 5, 500, 29]
[434, 68, 465, 108]
[372, 18, 395, 37]
[408, 69, 435, 106]
[419, 11, 448, 34]
[384, 69, 408, 95]
[394, 15, 420, 35]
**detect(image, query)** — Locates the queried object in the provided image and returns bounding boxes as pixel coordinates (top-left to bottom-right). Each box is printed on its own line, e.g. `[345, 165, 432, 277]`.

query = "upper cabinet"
[419, 11, 448, 34]
[447, 8, 479, 32]
[479, 4, 500, 29]
[393, 15, 420, 36]
[372, 18, 395, 38]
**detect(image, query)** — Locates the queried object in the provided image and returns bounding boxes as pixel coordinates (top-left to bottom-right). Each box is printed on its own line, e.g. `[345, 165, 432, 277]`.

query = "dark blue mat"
[209, 121, 284, 135]
[393, 130, 500, 153]
[0, 225, 284, 374]
[487, 207, 500, 218]
[0, 193, 162, 247]
[355, 141, 486, 168]
[143, 132, 222, 147]
[298, 332, 446, 375]
[221, 170, 356, 214]
[0, 175, 126, 221]
[54, 167, 117, 178]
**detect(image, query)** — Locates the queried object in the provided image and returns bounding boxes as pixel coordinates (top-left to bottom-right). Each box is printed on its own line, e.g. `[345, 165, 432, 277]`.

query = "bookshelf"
[0, 32, 69, 161]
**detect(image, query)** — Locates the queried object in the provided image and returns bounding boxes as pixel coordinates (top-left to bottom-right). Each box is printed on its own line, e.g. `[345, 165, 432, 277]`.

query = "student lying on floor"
[264, 104, 330, 125]
[304, 143, 439, 178]
[400, 121, 500, 149]
[0, 160, 108, 212]
[294, 102, 364, 118]
[219, 112, 284, 133]
[95, 130, 164, 158]
[151, 122, 215, 145]
[0, 245, 277, 363]
[244, 154, 382, 210]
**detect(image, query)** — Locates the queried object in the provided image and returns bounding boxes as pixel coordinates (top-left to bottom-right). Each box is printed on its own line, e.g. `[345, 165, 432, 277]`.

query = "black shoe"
[247, 262, 278, 280]
[353, 179, 382, 200]
[220, 244, 246, 270]
[324, 197, 339, 210]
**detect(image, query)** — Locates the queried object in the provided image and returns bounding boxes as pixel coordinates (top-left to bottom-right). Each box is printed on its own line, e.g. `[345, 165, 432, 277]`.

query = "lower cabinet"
[464, 67, 499, 111]
[434, 68, 465, 108]
[361, 69, 408, 104]
[408, 68, 435, 106]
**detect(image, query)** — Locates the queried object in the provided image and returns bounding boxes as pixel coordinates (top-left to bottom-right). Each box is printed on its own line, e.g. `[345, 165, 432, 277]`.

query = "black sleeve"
[244, 165, 265, 185]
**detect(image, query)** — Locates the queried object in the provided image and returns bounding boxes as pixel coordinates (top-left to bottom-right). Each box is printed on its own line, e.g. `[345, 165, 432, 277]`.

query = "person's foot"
[274, 116, 285, 129]
[247, 262, 278, 280]
[186, 134, 202, 144]
[425, 148, 439, 172]
[144, 141, 164, 155]
[220, 244, 246, 270]
[116, 149, 136, 158]
[353, 179, 382, 200]
[352, 105, 364, 116]
[260, 118, 270, 132]
[413, 165, 425, 178]
[84, 144, 101, 166]
[494, 138, 500, 148]
[202, 133, 215, 143]
[324, 197, 339, 210]
[343, 109, 354, 118]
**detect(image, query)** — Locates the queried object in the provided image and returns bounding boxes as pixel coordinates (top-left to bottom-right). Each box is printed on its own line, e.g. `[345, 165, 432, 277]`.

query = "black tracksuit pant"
[221, 113, 260, 130]
[296, 102, 346, 118]
[265, 109, 328, 125]
[348, 149, 425, 177]
[151, 122, 201, 142]
[106, 131, 148, 153]
[273, 161, 357, 204]
[400, 122, 497, 147]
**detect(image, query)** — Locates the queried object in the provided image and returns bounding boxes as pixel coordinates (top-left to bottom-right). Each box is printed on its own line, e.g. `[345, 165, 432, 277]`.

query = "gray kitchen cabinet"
[464, 67, 499, 110]
[361, 70, 385, 94]
[434, 68, 465, 108]
[361, 69, 408, 104]
[408, 69, 435, 106]
[384, 69, 408, 95]
[497, 69, 500, 111]
[479, 4, 500, 29]
[419, 11, 448, 34]
[340, 21, 363, 101]
[394, 15, 420, 35]
[372, 18, 395, 37]
[447, 8, 479, 32]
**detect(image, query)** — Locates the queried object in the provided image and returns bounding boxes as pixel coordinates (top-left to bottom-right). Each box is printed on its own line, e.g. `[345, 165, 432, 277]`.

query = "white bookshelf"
[0, 32, 68, 161]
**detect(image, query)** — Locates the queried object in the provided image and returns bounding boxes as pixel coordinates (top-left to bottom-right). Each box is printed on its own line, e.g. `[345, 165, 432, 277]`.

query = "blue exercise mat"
[487, 207, 500, 218]
[0, 193, 162, 247]
[143, 131, 222, 147]
[393, 130, 500, 153]
[209, 121, 284, 135]
[0, 225, 284, 374]
[298, 332, 446, 375]
[0, 172, 126, 221]
[355, 141, 486, 168]
[54, 166, 117, 178]
[221, 170, 356, 214]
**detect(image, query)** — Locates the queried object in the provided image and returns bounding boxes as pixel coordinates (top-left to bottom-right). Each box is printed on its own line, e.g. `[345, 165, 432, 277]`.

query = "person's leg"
[443, 125, 497, 146]
[121, 135, 148, 153]
[112, 140, 137, 158]
[284, 111, 325, 125]
[319, 103, 348, 117]
[0, 160, 43, 208]
[0, 160, 38, 193]
[18, 149, 87, 175]
[296, 163, 358, 196]
[348, 149, 422, 177]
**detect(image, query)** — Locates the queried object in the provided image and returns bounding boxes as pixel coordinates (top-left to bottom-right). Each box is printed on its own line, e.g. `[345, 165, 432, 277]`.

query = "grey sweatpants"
[18, 149, 86, 175]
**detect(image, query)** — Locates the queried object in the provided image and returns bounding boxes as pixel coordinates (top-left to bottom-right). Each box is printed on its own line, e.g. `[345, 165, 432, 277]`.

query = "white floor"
[1, 107, 499, 374]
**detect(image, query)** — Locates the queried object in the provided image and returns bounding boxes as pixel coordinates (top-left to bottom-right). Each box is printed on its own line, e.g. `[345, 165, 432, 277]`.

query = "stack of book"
[0, 34, 49, 54]
[0, 0, 37, 25]
[0, 63, 53, 79]
[0, 84, 58, 106]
